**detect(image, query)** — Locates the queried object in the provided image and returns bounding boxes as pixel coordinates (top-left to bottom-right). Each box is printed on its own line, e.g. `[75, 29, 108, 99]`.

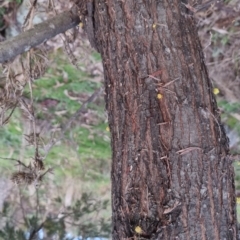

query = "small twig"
[207, 55, 240, 66]
[43, 88, 103, 158]
[27, 51, 38, 154]
[203, 31, 212, 51]
[205, 108, 222, 140]
[176, 147, 202, 155]
[195, 0, 216, 13]
[163, 201, 181, 214]
[19, 98, 34, 120]
[36, 188, 39, 222]
[23, 0, 38, 29]
[51, 0, 79, 68]
[181, 2, 197, 13]
[148, 75, 161, 81]
[157, 122, 169, 126]
[148, 76, 180, 96]
[28, 222, 44, 240]
[158, 87, 176, 96]
[162, 78, 180, 87]
[1, 102, 18, 125]
[0, 157, 29, 169]
[18, 188, 30, 228]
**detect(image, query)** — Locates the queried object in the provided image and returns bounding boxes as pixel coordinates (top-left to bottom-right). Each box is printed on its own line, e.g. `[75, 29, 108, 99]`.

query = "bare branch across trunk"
[0, 9, 80, 63]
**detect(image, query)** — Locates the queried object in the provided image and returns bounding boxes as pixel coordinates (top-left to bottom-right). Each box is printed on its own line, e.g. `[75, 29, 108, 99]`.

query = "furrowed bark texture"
[91, 0, 238, 239]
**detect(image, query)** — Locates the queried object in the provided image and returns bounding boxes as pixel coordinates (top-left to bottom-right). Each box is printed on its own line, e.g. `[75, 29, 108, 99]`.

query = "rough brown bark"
[87, 0, 238, 239]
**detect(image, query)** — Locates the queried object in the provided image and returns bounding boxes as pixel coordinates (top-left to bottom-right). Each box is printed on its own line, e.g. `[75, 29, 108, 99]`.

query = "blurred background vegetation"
[0, 0, 240, 239]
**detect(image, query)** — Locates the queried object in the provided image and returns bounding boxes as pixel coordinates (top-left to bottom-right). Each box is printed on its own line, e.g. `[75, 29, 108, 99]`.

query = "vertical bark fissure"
[90, 0, 238, 239]
[207, 162, 220, 239]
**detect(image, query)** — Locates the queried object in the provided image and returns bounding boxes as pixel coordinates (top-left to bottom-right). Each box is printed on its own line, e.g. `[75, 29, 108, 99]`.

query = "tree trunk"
[90, 0, 238, 239]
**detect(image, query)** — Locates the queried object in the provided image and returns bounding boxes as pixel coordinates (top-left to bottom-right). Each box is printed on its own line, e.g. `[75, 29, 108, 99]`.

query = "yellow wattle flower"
[213, 88, 220, 95]
[135, 226, 143, 234]
[79, 22, 84, 28]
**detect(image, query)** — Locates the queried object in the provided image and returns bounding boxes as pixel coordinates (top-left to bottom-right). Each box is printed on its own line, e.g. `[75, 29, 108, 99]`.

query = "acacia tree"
[0, 0, 238, 239]
[88, 0, 238, 239]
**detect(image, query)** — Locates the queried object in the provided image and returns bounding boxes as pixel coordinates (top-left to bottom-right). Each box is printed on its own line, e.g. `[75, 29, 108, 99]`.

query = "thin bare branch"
[0, 8, 80, 63]
[28, 222, 44, 240]
[43, 87, 103, 158]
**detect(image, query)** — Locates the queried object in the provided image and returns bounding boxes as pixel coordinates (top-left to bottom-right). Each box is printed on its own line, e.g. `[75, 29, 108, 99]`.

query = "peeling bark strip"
[91, 0, 238, 239]
[0, 9, 80, 63]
